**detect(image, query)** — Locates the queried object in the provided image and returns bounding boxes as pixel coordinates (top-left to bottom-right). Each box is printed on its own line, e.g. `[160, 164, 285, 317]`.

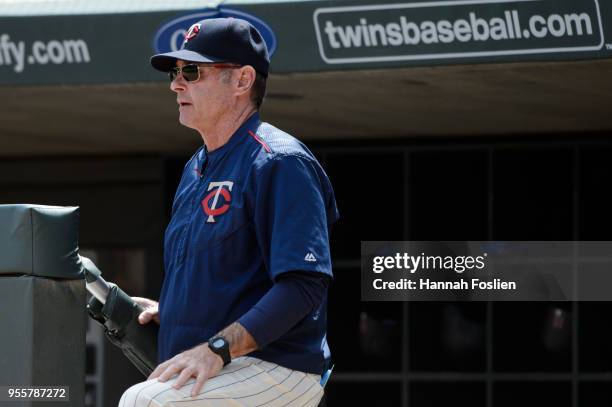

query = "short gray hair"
[251, 71, 267, 110]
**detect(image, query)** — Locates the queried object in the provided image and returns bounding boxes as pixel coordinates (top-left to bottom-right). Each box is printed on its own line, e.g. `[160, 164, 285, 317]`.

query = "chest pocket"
[194, 180, 248, 250]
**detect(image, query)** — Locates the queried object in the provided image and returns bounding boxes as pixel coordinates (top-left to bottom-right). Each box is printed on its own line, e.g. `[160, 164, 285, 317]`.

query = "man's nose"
[170, 77, 186, 93]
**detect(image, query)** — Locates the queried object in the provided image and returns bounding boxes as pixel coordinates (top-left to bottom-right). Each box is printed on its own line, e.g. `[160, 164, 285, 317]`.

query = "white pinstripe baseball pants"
[118, 356, 324, 407]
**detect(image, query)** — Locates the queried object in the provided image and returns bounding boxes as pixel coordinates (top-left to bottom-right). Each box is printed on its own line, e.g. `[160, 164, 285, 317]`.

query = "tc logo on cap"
[153, 9, 277, 55]
[183, 23, 201, 44]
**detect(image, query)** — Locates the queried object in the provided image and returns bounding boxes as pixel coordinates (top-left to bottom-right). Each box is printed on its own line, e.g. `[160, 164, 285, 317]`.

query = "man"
[119, 17, 338, 407]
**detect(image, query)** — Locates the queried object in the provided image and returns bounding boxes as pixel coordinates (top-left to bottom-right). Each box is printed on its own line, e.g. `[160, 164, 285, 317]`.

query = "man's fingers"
[148, 360, 170, 380]
[191, 371, 210, 397]
[138, 311, 151, 324]
[158, 363, 184, 382]
[173, 367, 196, 390]
[148, 366, 163, 380]
[132, 297, 160, 324]
[138, 309, 159, 325]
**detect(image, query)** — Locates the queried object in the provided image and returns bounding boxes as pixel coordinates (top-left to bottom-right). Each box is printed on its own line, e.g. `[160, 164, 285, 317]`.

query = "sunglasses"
[168, 63, 241, 82]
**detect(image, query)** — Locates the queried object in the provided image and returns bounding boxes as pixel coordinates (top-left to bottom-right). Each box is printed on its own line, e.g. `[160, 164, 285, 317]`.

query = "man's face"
[170, 60, 234, 130]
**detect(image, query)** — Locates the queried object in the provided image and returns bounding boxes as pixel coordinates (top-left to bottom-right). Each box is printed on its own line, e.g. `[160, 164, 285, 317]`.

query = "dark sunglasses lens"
[167, 65, 199, 82]
[182, 65, 199, 82]
[168, 69, 178, 81]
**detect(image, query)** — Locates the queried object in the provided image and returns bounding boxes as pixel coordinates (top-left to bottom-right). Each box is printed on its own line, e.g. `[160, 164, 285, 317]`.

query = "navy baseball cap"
[151, 17, 270, 77]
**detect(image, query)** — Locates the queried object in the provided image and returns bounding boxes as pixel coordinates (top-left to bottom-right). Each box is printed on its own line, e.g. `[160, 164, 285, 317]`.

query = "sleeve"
[251, 154, 334, 281]
[238, 271, 331, 348]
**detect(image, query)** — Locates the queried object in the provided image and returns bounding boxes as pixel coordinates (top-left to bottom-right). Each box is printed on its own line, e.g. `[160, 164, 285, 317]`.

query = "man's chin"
[178, 114, 197, 130]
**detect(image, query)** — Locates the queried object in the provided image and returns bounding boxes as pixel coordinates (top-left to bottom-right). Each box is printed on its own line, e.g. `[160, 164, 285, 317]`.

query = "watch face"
[212, 338, 225, 348]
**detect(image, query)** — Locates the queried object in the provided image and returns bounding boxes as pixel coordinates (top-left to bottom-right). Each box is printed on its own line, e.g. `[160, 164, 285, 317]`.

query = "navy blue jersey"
[158, 112, 339, 374]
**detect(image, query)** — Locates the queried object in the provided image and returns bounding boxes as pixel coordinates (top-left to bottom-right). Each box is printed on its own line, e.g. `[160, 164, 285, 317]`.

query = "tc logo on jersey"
[201, 181, 233, 223]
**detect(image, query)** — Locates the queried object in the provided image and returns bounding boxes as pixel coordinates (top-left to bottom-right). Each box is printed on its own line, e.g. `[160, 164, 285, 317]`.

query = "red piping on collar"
[248, 130, 271, 153]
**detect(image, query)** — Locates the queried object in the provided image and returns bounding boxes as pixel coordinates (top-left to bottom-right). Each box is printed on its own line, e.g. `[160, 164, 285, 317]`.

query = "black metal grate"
[312, 137, 612, 407]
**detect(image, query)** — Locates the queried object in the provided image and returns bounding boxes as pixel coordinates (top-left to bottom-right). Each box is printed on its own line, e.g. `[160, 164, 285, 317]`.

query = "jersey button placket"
[177, 157, 208, 269]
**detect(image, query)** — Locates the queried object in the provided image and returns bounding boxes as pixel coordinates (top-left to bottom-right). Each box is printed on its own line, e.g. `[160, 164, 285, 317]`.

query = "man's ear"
[236, 66, 256, 95]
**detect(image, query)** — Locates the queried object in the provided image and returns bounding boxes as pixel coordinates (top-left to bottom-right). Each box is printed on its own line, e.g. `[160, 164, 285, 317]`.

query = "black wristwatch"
[208, 336, 231, 366]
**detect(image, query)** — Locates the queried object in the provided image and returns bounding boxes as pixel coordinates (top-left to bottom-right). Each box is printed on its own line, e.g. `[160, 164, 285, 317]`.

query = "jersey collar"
[196, 112, 261, 171]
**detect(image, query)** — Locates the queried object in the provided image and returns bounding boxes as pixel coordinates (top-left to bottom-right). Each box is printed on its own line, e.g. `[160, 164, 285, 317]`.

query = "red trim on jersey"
[248, 130, 271, 153]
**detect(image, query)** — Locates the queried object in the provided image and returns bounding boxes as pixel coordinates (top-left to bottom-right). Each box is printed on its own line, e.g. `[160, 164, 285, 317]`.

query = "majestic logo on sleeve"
[305, 253, 317, 262]
[201, 181, 233, 223]
[183, 23, 201, 44]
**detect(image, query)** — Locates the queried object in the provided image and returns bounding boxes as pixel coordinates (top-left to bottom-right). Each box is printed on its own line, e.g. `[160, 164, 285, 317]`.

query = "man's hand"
[132, 297, 160, 325]
[148, 343, 223, 397]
